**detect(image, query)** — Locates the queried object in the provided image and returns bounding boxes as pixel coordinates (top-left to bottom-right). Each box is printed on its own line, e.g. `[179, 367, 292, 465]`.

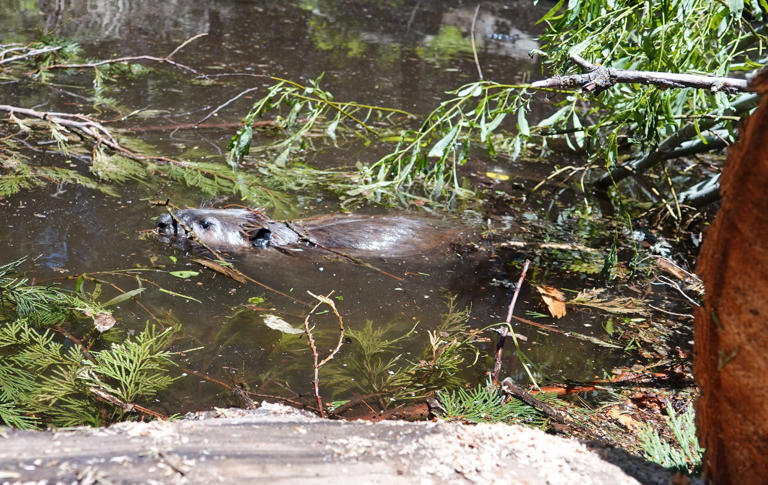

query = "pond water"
[0, 0, 636, 414]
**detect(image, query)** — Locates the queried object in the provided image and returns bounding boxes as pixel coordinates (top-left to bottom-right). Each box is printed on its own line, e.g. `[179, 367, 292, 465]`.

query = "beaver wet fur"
[155, 208, 461, 257]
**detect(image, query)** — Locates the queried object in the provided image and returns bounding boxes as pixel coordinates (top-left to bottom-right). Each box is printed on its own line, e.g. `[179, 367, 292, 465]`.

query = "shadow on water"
[0, 0, 635, 413]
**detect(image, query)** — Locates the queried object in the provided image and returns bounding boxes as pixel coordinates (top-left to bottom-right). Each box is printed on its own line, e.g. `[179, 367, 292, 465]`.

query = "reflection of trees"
[38, 0, 212, 41]
[306, 0, 542, 59]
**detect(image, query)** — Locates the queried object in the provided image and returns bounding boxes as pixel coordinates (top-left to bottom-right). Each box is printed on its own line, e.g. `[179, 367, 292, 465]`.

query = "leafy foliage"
[638, 402, 703, 473]
[534, 0, 767, 178]
[354, 82, 530, 206]
[227, 76, 411, 167]
[327, 297, 480, 406]
[436, 381, 546, 425]
[0, 258, 179, 429]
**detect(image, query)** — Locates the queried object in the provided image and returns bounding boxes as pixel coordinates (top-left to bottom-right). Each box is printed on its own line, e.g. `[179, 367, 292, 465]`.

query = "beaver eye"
[199, 220, 213, 230]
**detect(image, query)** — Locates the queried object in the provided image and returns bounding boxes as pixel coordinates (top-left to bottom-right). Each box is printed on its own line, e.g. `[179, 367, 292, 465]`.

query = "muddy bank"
[0, 403, 675, 484]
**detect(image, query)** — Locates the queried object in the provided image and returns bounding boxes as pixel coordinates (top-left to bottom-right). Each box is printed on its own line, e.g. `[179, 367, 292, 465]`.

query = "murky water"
[1, 0, 633, 413]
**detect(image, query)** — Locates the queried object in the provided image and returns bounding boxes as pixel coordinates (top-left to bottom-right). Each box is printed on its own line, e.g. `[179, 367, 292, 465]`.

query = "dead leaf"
[263, 314, 304, 334]
[606, 406, 643, 432]
[91, 311, 117, 332]
[535, 285, 567, 318]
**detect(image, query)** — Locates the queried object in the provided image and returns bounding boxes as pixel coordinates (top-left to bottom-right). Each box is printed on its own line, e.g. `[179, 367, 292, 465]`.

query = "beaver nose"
[155, 213, 177, 236]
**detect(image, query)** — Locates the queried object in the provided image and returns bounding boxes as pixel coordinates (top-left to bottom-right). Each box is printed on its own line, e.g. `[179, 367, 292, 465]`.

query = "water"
[0, 0, 632, 413]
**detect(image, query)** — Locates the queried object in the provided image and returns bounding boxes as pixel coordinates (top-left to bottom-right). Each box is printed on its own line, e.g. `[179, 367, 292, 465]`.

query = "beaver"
[155, 208, 460, 258]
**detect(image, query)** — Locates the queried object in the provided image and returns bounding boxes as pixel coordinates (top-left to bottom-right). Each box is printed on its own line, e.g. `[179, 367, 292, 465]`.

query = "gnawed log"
[694, 68, 768, 485]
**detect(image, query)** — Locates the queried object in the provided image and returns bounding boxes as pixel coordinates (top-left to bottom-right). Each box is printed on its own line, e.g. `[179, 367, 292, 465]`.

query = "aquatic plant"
[0, 258, 179, 429]
[435, 381, 547, 425]
[325, 297, 481, 410]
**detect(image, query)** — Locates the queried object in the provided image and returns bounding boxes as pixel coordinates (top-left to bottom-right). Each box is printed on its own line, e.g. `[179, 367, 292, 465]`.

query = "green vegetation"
[0, 259, 179, 428]
[327, 298, 482, 406]
[638, 402, 703, 473]
[435, 381, 548, 425]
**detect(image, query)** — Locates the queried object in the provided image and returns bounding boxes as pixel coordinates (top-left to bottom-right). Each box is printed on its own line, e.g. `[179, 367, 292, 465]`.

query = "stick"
[0, 45, 62, 67]
[500, 377, 567, 424]
[490, 259, 530, 385]
[470, 4, 484, 80]
[88, 386, 167, 420]
[302, 291, 345, 418]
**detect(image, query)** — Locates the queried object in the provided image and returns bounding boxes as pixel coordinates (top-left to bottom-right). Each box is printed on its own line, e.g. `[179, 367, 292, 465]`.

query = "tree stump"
[695, 69, 768, 484]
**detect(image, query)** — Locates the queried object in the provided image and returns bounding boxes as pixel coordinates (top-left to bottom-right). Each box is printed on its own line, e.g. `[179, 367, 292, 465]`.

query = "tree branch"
[592, 93, 759, 190]
[532, 53, 750, 94]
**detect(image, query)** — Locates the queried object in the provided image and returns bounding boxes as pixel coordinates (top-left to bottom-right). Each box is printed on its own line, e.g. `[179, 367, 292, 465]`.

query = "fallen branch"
[500, 377, 567, 424]
[0, 45, 62, 67]
[42, 33, 207, 75]
[88, 386, 167, 420]
[532, 53, 749, 94]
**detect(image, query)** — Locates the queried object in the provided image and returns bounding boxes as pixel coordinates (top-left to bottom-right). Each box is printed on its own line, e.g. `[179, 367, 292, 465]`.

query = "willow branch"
[531, 53, 749, 94]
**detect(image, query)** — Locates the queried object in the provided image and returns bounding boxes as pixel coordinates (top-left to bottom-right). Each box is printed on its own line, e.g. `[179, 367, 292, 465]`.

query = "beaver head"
[155, 208, 278, 251]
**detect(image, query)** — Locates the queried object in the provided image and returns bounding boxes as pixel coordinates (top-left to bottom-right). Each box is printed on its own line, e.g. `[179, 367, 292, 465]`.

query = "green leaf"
[102, 288, 146, 307]
[325, 118, 339, 143]
[456, 83, 483, 97]
[537, 106, 569, 128]
[517, 109, 530, 136]
[169, 271, 199, 279]
[536, 0, 565, 24]
[428, 124, 460, 158]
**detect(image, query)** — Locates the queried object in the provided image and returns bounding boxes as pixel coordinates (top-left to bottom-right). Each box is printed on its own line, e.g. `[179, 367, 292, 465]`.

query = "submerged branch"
[0, 45, 62, 67]
[42, 33, 207, 75]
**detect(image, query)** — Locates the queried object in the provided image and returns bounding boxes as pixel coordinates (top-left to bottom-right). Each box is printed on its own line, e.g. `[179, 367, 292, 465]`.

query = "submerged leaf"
[102, 287, 146, 307]
[263, 314, 304, 334]
[535, 285, 567, 319]
[169, 271, 199, 279]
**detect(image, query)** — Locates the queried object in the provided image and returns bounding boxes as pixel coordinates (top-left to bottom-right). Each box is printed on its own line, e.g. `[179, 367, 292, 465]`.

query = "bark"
[694, 68, 768, 485]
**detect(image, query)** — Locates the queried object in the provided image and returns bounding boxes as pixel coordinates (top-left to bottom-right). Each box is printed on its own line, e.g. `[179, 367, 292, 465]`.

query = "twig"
[500, 377, 568, 424]
[490, 259, 530, 385]
[43, 33, 207, 75]
[302, 291, 345, 418]
[0, 45, 62, 67]
[532, 52, 749, 94]
[497, 240, 599, 253]
[470, 4, 484, 80]
[52, 324, 93, 360]
[88, 386, 167, 420]
[196, 87, 260, 125]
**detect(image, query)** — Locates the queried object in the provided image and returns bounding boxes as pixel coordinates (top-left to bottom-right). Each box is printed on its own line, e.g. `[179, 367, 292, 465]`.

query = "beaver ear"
[250, 228, 272, 248]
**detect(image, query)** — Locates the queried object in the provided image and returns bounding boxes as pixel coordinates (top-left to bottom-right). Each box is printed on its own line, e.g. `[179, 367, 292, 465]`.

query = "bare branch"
[0, 45, 62, 67]
[532, 53, 750, 94]
[42, 33, 207, 75]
